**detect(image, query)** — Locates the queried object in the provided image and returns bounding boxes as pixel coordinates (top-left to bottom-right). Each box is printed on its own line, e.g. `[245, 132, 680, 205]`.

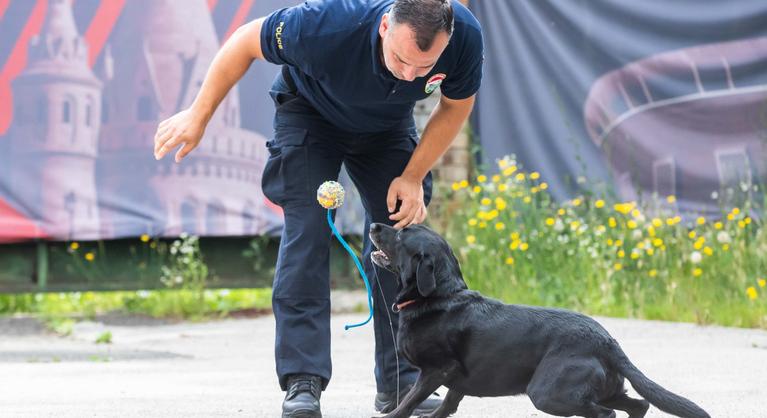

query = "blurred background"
[1, 0, 766, 329]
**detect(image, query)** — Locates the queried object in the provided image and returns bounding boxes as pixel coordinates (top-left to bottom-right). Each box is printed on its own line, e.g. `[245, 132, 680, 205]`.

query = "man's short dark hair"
[390, 0, 454, 51]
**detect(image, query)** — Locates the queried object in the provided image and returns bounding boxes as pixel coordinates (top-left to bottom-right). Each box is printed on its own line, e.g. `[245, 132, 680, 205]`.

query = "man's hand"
[153, 109, 207, 163]
[387, 175, 427, 229]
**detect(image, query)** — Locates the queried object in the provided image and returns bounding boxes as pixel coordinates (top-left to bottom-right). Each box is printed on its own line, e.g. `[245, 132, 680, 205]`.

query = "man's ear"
[415, 253, 436, 297]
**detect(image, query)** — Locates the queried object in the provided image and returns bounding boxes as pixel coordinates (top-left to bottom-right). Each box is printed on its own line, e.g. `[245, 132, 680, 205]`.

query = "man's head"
[379, 0, 454, 81]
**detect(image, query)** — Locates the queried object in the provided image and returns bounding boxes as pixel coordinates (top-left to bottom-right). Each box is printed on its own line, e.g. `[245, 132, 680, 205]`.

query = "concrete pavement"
[1, 303, 766, 417]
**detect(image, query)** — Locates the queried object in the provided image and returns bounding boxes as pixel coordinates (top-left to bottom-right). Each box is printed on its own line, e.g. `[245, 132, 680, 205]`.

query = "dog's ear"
[415, 253, 436, 297]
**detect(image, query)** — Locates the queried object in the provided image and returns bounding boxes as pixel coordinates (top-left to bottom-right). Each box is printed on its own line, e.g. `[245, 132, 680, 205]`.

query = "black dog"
[369, 223, 710, 418]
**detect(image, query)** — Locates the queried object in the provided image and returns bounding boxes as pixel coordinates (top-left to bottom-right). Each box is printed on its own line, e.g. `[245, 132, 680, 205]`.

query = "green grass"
[440, 155, 767, 329]
[0, 288, 273, 324]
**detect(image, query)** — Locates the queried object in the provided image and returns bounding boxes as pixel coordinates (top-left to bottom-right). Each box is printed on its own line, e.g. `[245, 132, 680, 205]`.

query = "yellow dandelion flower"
[606, 239, 614, 246]
[459, 179, 469, 188]
[627, 220, 638, 229]
[570, 220, 581, 230]
[505, 257, 515, 265]
[468, 219, 478, 226]
[631, 209, 641, 218]
[727, 213, 735, 221]
[523, 196, 532, 204]
[618, 250, 625, 258]
[70, 242, 80, 251]
[488, 209, 499, 219]
[479, 221, 487, 228]
[558, 208, 566, 216]
[614, 239, 623, 247]
[545, 218, 555, 226]
[722, 244, 729, 251]
[85, 252, 95, 262]
[703, 247, 713, 256]
[492, 175, 501, 183]
[714, 222, 723, 230]
[595, 200, 605, 208]
[140, 234, 150, 243]
[495, 196, 506, 207]
[649, 269, 658, 277]
[673, 216, 681, 224]
[477, 175, 487, 183]
[530, 172, 541, 180]
[666, 195, 676, 204]
[495, 222, 505, 231]
[481, 197, 491, 206]
[531, 186, 540, 193]
[646, 248, 655, 256]
[466, 235, 476, 244]
[652, 218, 663, 228]
[630, 252, 640, 260]
[746, 287, 758, 300]
[732, 207, 740, 216]
[614, 263, 623, 271]
[502, 167, 517, 176]
[498, 159, 508, 169]
[745, 217, 752, 225]
[498, 184, 508, 192]
[637, 241, 646, 249]
[647, 226, 656, 237]
[693, 241, 703, 250]
[688, 231, 696, 239]
[515, 173, 526, 182]
[693, 268, 702, 277]
[738, 221, 746, 229]
[572, 198, 582, 207]
[596, 225, 606, 233]
[666, 218, 675, 226]
[608, 217, 617, 228]
[540, 182, 549, 190]
[473, 186, 482, 193]
[451, 182, 460, 191]
[520, 243, 529, 251]
[696, 216, 706, 225]
[758, 279, 766, 288]
[652, 238, 663, 248]
[509, 241, 520, 250]
[510, 232, 520, 241]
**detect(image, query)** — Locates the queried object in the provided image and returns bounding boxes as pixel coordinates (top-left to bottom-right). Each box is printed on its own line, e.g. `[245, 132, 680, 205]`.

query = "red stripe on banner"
[223, 0, 254, 43]
[0, 0, 11, 20]
[207, 0, 218, 12]
[83, 0, 125, 67]
[0, 0, 46, 135]
[0, 198, 47, 242]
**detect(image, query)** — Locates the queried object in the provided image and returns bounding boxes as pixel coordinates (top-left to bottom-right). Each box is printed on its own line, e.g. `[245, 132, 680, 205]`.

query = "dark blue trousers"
[262, 72, 432, 392]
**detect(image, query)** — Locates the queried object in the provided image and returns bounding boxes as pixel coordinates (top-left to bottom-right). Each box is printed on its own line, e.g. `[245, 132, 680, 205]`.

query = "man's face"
[378, 13, 449, 82]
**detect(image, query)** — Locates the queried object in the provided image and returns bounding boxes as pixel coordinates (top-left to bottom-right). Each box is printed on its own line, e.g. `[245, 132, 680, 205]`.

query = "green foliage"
[442, 155, 767, 329]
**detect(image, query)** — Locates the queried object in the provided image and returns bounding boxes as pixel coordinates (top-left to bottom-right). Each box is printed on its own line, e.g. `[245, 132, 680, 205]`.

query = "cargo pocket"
[261, 127, 310, 207]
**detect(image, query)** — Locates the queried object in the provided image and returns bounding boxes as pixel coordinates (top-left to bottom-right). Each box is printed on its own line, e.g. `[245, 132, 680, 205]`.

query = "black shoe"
[282, 374, 322, 418]
[374, 384, 442, 415]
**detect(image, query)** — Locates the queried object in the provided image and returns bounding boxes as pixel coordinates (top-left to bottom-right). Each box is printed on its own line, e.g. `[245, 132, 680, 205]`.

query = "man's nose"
[402, 66, 417, 81]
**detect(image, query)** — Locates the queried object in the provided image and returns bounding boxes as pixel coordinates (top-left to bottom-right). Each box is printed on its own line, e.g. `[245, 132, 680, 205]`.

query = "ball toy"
[317, 181, 345, 209]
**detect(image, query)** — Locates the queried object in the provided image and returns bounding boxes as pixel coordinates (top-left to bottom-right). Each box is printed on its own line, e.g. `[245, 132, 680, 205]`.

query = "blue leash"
[327, 209, 375, 330]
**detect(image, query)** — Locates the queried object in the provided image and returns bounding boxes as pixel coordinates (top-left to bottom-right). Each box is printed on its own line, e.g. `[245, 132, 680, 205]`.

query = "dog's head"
[369, 223, 467, 304]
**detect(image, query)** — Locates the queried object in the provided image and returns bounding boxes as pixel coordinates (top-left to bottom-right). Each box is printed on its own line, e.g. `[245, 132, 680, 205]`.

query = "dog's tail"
[607, 343, 710, 418]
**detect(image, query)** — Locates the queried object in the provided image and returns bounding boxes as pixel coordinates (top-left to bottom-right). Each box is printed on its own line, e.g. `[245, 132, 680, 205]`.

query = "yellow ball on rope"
[317, 181, 345, 209]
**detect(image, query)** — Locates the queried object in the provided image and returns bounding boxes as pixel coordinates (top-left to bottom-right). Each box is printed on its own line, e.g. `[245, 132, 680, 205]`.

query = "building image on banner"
[584, 37, 767, 215]
[0, 0, 280, 241]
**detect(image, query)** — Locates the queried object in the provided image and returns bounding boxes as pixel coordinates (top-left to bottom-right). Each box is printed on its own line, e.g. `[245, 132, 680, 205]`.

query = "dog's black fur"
[369, 223, 710, 418]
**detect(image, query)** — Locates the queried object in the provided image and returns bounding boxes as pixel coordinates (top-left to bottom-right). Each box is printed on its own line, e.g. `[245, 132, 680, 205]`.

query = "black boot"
[374, 384, 442, 415]
[282, 374, 322, 418]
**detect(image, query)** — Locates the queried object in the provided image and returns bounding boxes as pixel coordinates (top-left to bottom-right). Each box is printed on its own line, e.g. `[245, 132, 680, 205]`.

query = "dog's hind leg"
[599, 393, 649, 418]
[418, 389, 464, 418]
[527, 356, 617, 418]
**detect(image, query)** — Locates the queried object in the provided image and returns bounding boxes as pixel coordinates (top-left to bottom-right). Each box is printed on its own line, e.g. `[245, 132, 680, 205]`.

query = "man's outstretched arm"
[154, 18, 265, 162]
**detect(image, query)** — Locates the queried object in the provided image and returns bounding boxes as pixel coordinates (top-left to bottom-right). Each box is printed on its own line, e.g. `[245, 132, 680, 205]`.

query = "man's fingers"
[389, 199, 413, 221]
[175, 141, 195, 163]
[386, 187, 398, 213]
[413, 205, 427, 224]
[156, 134, 182, 160]
[393, 208, 417, 229]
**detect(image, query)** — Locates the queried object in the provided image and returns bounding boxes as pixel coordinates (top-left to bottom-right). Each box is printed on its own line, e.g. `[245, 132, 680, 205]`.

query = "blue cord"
[327, 209, 375, 330]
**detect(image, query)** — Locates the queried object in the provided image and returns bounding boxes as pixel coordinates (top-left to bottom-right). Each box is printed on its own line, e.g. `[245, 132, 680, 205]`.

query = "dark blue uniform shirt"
[260, 0, 484, 134]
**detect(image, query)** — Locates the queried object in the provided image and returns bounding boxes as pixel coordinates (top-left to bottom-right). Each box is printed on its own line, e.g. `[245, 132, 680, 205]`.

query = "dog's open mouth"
[371, 248, 391, 268]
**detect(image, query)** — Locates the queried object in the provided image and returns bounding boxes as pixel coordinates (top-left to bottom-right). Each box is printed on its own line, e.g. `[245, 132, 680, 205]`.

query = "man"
[153, 0, 483, 416]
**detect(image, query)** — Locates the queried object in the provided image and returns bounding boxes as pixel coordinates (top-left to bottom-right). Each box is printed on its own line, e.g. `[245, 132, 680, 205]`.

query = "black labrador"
[369, 223, 710, 418]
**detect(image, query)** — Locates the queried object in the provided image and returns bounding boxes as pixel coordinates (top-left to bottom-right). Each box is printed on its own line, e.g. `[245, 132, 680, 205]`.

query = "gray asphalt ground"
[1, 293, 766, 417]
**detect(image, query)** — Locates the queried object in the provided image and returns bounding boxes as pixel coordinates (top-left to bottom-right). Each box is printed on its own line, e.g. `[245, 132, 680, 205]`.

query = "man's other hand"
[154, 109, 206, 163]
